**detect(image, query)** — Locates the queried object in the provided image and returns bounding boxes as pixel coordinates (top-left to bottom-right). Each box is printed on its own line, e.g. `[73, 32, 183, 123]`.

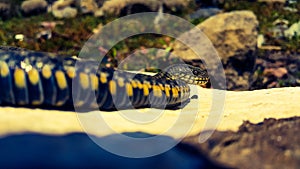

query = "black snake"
[0, 46, 209, 111]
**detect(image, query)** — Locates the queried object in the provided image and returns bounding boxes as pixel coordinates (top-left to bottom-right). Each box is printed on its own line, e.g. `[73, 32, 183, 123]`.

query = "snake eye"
[193, 70, 198, 75]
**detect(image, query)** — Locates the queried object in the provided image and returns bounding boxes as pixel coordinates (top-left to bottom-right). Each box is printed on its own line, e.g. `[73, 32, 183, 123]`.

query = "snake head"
[188, 66, 210, 86]
[164, 64, 210, 87]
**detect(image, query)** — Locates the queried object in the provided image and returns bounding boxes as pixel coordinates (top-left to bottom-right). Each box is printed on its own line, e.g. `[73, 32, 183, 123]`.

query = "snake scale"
[0, 46, 209, 111]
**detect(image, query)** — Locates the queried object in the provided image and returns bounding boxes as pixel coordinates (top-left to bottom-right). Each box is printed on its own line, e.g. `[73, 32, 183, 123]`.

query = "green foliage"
[190, 17, 207, 25]
[0, 13, 103, 55]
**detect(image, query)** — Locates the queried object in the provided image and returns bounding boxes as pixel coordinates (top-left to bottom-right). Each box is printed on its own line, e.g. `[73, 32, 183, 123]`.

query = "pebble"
[21, 0, 48, 16]
[53, 6, 78, 19]
[263, 67, 288, 78]
[188, 7, 222, 19]
[51, 0, 78, 19]
[0, 2, 11, 19]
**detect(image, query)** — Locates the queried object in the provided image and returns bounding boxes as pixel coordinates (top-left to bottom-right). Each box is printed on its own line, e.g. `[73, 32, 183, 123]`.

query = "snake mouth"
[194, 77, 209, 85]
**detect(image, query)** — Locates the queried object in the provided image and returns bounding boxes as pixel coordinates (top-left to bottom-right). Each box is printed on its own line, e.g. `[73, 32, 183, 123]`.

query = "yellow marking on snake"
[14, 68, 26, 88]
[17, 101, 26, 105]
[55, 70, 67, 89]
[28, 68, 39, 85]
[117, 78, 124, 87]
[131, 80, 137, 88]
[137, 81, 143, 89]
[75, 101, 85, 107]
[143, 84, 149, 96]
[66, 67, 76, 79]
[90, 102, 99, 109]
[153, 85, 162, 97]
[164, 84, 171, 97]
[126, 83, 133, 97]
[109, 80, 117, 95]
[32, 100, 42, 105]
[79, 72, 89, 89]
[144, 81, 151, 88]
[158, 83, 164, 90]
[100, 73, 107, 83]
[42, 65, 52, 79]
[90, 74, 98, 90]
[56, 101, 65, 106]
[172, 87, 179, 98]
[0, 61, 9, 77]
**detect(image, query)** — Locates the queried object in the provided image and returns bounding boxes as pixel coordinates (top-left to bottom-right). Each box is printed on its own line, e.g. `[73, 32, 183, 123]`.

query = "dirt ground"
[184, 117, 300, 169]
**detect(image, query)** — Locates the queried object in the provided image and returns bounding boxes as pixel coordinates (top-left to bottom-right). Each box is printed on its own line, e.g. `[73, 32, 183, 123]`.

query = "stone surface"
[172, 10, 258, 62]
[172, 10, 259, 90]
[52, 6, 78, 19]
[98, 0, 192, 16]
[184, 117, 300, 169]
[251, 51, 300, 90]
[258, 0, 286, 3]
[21, 0, 48, 16]
[51, 0, 78, 18]
[188, 7, 222, 19]
[80, 0, 98, 14]
[0, 2, 10, 20]
[0, 87, 299, 138]
[52, 0, 75, 9]
[284, 21, 300, 39]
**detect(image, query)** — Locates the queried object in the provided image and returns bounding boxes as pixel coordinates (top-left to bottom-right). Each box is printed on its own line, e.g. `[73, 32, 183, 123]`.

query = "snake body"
[0, 46, 209, 111]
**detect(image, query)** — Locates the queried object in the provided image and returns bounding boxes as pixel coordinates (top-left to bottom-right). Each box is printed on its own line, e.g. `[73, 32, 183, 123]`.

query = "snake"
[0, 46, 209, 111]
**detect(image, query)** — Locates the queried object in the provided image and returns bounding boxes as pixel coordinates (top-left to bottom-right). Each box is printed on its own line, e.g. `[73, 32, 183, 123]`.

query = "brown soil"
[184, 117, 300, 169]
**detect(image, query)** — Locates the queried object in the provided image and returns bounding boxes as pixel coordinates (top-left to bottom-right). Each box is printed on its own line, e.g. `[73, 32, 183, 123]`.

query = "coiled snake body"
[0, 46, 209, 111]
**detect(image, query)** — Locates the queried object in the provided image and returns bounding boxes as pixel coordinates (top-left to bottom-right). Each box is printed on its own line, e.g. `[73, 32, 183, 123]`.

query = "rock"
[94, 0, 105, 7]
[195, 0, 225, 6]
[163, 0, 193, 12]
[21, 0, 48, 16]
[283, 6, 298, 12]
[271, 19, 289, 38]
[172, 10, 258, 90]
[99, 0, 192, 16]
[94, 8, 104, 17]
[263, 67, 288, 78]
[184, 117, 300, 169]
[0, 2, 11, 20]
[45, 0, 57, 5]
[51, 0, 78, 19]
[188, 7, 222, 19]
[51, 0, 78, 18]
[257, 34, 265, 48]
[250, 51, 300, 89]
[0, 87, 299, 137]
[258, 0, 286, 3]
[80, 0, 98, 14]
[52, 6, 78, 18]
[226, 69, 251, 90]
[36, 30, 52, 40]
[51, 0, 98, 18]
[288, 63, 298, 73]
[284, 21, 300, 39]
[52, 0, 76, 9]
[14, 34, 25, 41]
[173, 10, 258, 61]
[287, 0, 298, 4]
